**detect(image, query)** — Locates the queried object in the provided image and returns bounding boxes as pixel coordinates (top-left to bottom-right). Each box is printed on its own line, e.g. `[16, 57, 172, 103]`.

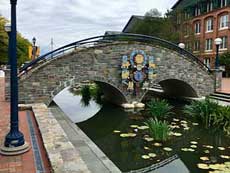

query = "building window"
[219, 15, 229, 28]
[207, 1, 213, 12]
[194, 40, 200, 51]
[220, 36, 228, 49]
[204, 58, 211, 68]
[194, 22, 201, 34]
[206, 18, 213, 32]
[220, 0, 227, 8]
[195, 7, 201, 16]
[205, 38, 213, 50]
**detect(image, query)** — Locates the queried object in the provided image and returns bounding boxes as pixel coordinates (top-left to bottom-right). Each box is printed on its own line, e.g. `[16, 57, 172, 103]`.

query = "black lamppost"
[214, 38, 222, 92]
[0, 0, 29, 155]
[214, 38, 222, 69]
[32, 37, 37, 59]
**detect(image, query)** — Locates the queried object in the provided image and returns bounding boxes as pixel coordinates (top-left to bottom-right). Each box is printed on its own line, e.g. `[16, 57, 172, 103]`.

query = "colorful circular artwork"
[134, 71, 144, 82]
[135, 54, 144, 64]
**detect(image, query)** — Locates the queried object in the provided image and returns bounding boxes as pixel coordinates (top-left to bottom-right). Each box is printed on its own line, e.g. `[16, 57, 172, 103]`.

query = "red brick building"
[172, 0, 230, 69]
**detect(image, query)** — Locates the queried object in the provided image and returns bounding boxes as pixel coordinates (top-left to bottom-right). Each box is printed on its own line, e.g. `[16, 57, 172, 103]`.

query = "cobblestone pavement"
[0, 77, 51, 173]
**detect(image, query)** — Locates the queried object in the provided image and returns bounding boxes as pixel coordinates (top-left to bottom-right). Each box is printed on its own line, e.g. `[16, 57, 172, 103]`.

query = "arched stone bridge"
[6, 35, 215, 106]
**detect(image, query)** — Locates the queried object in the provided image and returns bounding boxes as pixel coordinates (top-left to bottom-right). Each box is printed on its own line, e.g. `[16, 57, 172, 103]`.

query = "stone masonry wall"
[6, 42, 215, 105]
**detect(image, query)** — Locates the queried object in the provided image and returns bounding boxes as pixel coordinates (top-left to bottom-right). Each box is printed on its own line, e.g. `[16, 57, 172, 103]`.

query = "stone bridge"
[6, 39, 215, 106]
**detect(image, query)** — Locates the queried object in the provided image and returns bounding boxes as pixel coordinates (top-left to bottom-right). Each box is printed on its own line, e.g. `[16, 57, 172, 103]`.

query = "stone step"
[210, 93, 230, 99]
[209, 95, 230, 103]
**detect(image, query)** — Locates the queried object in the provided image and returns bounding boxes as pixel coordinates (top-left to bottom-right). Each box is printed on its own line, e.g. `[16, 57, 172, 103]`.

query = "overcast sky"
[0, 0, 177, 53]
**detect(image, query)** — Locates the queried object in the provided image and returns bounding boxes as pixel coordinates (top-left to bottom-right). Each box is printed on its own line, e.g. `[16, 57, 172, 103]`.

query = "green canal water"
[54, 88, 230, 173]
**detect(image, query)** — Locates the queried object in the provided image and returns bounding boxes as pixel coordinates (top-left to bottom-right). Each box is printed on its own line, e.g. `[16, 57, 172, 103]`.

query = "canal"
[53, 87, 230, 173]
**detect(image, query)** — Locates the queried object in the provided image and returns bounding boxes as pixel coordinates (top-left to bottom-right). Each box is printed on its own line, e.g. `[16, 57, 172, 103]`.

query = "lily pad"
[204, 150, 210, 154]
[173, 132, 182, 137]
[190, 145, 197, 148]
[148, 153, 157, 158]
[130, 125, 139, 128]
[113, 130, 121, 133]
[173, 118, 180, 122]
[153, 142, 162, 147]
[190, 141, 198, 145]
[184, 127, 190, 130]
[142, 155, 150, 159]
[138, 126, 149, 130]
[144, 137, 154, 142]
[200, 157, 209, 161]
[217, 147, 225, 151]
[203, 145, 213, 149]
[181, 148, 189, 152]
[197, 163, 209, 170]
[144, 146, 150, 150]
[120, 133, 136, 138]
[188, 148, 195, 152]
[220, 155, 230, 159]
[163, 147, 173, 151]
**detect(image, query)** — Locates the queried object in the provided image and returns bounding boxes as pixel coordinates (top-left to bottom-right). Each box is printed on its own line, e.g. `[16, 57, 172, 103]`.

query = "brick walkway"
[217, 78, 230, 94]
[0, 77, 51, 173]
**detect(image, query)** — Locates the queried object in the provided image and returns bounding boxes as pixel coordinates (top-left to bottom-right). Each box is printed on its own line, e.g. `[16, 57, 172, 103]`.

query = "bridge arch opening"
[158, 79, 198, 98]
[49, 79, 128, 107]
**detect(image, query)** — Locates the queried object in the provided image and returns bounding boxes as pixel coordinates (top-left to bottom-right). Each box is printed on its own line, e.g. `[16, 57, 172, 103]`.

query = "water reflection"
[53, 87, 101, 123]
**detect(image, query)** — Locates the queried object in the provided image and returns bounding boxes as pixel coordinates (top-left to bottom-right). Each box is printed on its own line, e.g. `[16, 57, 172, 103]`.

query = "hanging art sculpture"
[121, 50, 157, 96]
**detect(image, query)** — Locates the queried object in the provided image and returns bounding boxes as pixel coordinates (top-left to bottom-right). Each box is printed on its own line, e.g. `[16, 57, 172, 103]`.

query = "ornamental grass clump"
[184, 98, 219, 129]
[184, 98, 230, 134]
[214, 106, 230, 135]
[147, 99, 173, 118]
[145, 118, 171, 141]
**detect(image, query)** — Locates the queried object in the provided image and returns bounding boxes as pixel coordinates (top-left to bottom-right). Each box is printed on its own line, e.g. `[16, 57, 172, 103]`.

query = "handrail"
[19, 33, 211, 73]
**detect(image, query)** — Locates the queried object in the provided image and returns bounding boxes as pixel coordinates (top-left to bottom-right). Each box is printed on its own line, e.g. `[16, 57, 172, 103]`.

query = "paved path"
[217, 78, 230, 94]
[49, 104, 121, 173]
[0, 77, 51, 173]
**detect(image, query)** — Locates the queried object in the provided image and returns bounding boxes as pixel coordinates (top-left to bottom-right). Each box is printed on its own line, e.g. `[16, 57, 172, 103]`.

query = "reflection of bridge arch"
[5, 34, 215, 105]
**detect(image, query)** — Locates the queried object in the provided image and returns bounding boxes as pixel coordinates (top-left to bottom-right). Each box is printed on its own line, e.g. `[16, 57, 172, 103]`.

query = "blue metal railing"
[19, 33, 211, 73]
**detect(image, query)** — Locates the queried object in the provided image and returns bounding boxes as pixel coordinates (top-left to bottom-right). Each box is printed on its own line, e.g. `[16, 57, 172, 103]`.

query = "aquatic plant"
[80, 85, 91, 106]
[184, 98, 230, 134]
[214, 106, 230, 135]
[144, 118, 171, 141]
[147, 99, 173, 118]
[89, 84, 103, 104]
[184, 98, 219, 128]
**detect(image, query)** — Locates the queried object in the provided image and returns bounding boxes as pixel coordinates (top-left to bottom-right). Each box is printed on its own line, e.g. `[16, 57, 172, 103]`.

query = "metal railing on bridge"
[19, 33, 211, 74]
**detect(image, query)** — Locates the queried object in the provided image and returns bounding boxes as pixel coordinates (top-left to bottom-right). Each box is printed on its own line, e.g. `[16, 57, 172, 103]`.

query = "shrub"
[145, 118, 171, 141]
[147, 99, 173, 118]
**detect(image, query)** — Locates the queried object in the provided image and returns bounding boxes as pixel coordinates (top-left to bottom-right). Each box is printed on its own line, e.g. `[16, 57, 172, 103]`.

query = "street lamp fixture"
[32, 37, 36, 46]
[214, 38, 222, 69]
[4, 23, 11, 33]
[0, 0, 30, 155]
[4, 23, 11, 66]
[178, 43, 185, 49]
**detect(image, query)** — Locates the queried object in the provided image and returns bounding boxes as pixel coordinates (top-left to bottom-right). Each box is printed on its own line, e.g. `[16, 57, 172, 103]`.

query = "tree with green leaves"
[0, 15, 31, 66]
[220, 51, 230, 77]
[127, 9, 179, 43]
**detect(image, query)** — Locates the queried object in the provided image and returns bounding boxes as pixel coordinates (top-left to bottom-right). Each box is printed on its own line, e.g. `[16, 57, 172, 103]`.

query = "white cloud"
[0, 0, 177, 54]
